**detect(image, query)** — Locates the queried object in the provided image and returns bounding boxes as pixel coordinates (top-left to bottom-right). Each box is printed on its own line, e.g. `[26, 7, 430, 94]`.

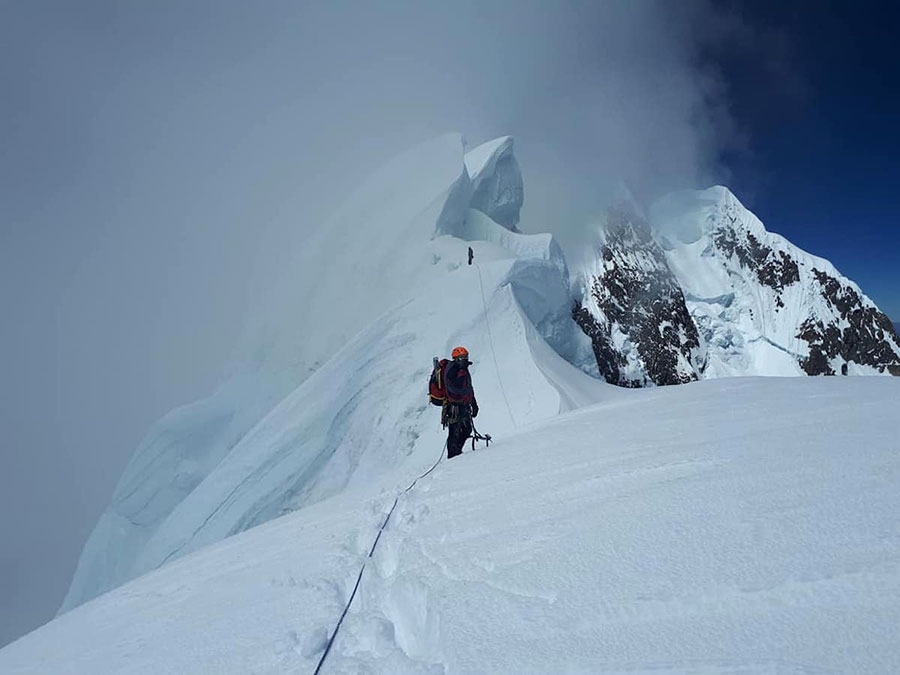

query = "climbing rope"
[315, 249, 513, 672]
[312, 440, 447, 675]
[474, 261, 518, 429]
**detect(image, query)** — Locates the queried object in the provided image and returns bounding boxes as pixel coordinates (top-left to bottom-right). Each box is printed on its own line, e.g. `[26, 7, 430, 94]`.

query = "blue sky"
[0, 0, 896, 649]
[715, 1, 899, 319]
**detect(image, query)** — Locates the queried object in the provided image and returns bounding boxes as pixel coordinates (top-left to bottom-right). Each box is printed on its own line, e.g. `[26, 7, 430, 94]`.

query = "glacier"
[572, 200, 704, 387]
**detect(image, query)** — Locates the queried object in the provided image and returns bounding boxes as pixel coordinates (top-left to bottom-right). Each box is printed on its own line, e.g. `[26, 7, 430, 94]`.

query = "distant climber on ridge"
[429, 346, 479, 459]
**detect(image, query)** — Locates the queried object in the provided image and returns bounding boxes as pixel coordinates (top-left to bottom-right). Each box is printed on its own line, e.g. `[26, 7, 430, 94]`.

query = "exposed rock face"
[573, 204, 703, 387]
[798, 270, 900, 376]
[712, 225, 800, 307]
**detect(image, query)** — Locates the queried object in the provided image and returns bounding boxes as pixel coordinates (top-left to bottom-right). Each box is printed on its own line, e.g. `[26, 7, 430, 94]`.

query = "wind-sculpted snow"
[455, 208, 592, 369]
[61, 134, 597, 612]
[464, 136, 523, 232]
[58, 369, 300, 613]
[5, 377, 900, 673]
[60, 133, 474, 612]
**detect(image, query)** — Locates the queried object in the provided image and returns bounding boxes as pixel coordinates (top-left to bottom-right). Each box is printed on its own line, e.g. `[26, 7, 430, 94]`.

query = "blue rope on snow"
[312, 440, 446, 675]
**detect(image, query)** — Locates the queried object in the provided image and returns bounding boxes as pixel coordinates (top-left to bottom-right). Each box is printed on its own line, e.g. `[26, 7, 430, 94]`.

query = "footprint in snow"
[300, 627, 329, 658]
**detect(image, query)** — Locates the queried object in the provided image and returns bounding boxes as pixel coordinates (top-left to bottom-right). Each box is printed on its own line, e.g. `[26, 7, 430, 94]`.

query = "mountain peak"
[647, 187, 900, 377]
[648, 186, 741, 247]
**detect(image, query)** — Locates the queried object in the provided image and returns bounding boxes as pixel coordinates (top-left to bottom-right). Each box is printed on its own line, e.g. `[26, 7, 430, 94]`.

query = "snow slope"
[60, 135, 588, 613]
[4, 376, 900, 673]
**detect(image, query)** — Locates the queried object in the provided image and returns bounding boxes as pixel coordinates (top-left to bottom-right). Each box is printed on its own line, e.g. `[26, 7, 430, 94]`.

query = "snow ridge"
[59, 136, 596, 614]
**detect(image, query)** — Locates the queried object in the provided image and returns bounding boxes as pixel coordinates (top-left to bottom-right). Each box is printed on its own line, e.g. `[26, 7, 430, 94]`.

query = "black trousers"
[445, 404, 473, 459]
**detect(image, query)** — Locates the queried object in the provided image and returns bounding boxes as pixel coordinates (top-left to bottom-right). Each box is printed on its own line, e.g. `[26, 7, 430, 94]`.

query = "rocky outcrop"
[798, 270, 900, 376]
[712, 225, 800, 307]
[573, 204, 703, 387]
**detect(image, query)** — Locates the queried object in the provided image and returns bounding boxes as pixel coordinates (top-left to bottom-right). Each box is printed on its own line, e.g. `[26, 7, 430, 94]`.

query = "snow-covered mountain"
[654, 187, 900, 377]
[58, 133, 898, 627]
[575, 185, 900, 384]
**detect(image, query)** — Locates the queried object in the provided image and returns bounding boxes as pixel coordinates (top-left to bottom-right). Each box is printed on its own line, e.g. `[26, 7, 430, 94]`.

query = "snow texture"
[4, 377, 900, 673]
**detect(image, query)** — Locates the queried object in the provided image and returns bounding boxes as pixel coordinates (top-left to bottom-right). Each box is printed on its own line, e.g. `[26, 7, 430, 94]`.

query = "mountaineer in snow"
[429, 346, 479, 459]
[443, 346, 479, 458]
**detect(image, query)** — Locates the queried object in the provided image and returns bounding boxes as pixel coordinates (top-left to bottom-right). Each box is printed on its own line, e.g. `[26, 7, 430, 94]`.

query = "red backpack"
[428, 358, 449, 406]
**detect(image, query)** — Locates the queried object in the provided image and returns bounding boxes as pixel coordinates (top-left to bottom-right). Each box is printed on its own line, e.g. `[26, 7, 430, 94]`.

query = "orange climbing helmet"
[451, 346, 469, 360]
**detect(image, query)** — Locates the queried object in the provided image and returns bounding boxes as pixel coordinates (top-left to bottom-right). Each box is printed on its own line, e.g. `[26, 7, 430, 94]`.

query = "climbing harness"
[312, 440, 447, 675]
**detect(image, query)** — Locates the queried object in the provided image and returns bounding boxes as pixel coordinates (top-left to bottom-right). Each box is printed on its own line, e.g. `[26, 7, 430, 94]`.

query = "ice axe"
[470, 423, 491, 451]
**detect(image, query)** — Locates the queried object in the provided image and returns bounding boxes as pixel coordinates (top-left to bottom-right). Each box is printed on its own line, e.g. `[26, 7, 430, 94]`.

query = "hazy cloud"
[0, 0, 795, 647]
